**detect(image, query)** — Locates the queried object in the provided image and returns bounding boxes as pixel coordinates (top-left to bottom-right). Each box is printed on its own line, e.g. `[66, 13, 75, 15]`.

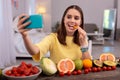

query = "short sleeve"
[32, 33, 55, 62]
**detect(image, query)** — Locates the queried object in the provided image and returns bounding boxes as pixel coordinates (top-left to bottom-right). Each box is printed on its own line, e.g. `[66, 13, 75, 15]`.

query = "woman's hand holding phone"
[17, 14, 31, 37]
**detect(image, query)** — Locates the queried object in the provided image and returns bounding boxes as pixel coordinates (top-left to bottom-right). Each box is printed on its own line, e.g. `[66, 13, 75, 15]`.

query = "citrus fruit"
[57, 58, 75, 73]
[99, 53, 107, 62]
[82, 59, 92, 69]
[99, 53, 115, 62]
[40, 57, 57, 75]
[74, 59, 83, 70]
[73, 26, 78, 29]
[107, 53, 116, 61]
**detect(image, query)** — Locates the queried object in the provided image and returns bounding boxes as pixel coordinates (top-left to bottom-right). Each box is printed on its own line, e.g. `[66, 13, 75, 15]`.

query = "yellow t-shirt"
[32, 33, 82, 64]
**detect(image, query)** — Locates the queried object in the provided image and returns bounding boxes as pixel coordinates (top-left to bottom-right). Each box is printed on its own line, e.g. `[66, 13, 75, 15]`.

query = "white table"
[87, 33, 104, 44]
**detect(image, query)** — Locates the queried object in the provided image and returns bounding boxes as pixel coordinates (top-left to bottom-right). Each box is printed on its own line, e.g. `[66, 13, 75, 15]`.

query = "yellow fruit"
[82, 59, 92, 69]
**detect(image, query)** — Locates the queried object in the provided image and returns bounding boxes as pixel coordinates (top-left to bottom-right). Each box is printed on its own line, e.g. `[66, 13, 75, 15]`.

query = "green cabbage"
[40, 57, 57, 75]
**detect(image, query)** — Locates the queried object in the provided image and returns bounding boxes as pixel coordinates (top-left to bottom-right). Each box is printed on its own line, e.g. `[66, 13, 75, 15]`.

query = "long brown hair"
[56, 5, 84, 46]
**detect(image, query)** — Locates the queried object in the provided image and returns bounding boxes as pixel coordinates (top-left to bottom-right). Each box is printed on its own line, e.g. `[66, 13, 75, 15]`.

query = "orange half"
[99, 53, 115, 62]
[99, 53, 107, 62]
[73, 26, 78, 29]
[57, 58, 75, 73]
[107, 53, 115, 61]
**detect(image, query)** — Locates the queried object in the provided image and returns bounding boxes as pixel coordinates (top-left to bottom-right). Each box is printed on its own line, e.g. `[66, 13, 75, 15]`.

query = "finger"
[78, 27, 85, 33]
[17, 16, 30, 27]
[18, 21, 31, 30]
[18, 14, 28, 20]
[17, 14, 29, 26]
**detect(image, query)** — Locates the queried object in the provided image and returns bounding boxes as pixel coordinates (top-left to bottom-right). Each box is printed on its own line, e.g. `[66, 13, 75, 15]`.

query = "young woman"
[17, 5, 91, 64]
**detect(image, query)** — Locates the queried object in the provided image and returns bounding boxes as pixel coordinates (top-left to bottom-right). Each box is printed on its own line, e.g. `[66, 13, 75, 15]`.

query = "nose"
[69, 17, 76, 25]
[70, 17, 75, 22]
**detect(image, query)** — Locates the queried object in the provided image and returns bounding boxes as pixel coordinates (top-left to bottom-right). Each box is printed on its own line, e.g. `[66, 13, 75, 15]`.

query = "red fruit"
[21, 74, 26, 77]
[102, 66, 107, 71]
[10, 74, 14, 76]
[92, 67, 97, 72]
[15, 73, 20, 76]
[111, 66, 116, 70]
[97, 67, 101, 72]
[12, 71, 18, 75]
[20, 61, 27, 66]
[59, 72, 64, 77]
[5, 70, 12, 75]
[31, 66, 39, 74]
[12, 67, 17, 73]
[77, 70, 82, 75]
[88, 68, 92, 72]
[17, 67, 24, 74]
[107, 66, 112, 71]
[84, 69, 89, 74]
[67, 71, 71, 76]
[72, 71, 77, 75]
[27, 63, 33, 68]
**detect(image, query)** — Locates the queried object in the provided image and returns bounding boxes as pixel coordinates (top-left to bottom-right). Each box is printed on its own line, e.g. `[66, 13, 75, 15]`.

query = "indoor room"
[0, 0, 120, 80]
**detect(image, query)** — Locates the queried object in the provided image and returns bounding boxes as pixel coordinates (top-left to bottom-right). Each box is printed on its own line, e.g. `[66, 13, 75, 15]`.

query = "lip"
[67, 24, 74, 30]
[68, 24, 74, 28]
[68, 23, 75, 27]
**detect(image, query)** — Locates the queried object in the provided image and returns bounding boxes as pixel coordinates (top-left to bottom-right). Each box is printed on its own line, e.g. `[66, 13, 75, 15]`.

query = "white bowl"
[2, 65, 42, 80]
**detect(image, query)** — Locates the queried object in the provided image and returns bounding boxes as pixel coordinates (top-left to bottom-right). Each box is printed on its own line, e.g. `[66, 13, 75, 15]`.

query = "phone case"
[24, 14, 43, 29]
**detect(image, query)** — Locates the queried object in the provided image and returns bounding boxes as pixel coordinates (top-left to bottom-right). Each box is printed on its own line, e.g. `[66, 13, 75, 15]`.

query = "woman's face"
[64, 8, 81, 36]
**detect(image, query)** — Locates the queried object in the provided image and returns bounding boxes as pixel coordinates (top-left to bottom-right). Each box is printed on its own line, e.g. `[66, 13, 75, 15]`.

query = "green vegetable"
[40, 57, 57, 75]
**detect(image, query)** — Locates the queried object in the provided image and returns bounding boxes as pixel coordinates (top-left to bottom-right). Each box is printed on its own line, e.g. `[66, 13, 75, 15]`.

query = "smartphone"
[24, 14, 43, 29]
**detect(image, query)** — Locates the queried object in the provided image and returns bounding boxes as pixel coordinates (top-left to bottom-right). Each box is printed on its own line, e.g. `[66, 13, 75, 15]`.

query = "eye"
[74, 16, 80, 20]
[67, 15, 72, 19]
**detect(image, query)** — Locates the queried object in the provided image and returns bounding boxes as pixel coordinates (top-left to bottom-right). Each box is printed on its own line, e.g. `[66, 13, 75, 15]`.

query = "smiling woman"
[0, 0, 16, 68]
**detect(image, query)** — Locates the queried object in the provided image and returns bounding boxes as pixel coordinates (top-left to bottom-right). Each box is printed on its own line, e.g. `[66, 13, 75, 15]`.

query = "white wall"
[12, 0, 51, 33]
[12, 0, 120, 33]
[117, 0, 120, 28]
[51, 0, 114, 31]
[36, 0, 51, 33]
[12, 0, 26, 18]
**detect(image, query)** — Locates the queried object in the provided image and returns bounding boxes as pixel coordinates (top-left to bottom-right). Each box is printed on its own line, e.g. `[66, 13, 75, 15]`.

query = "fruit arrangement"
[39, 53, 118, 77]
[4, 61, 40, 77]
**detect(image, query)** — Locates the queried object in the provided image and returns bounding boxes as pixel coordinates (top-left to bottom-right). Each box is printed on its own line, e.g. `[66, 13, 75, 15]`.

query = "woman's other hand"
[17, 14, 31, 37]
[77, 26, 88, 47]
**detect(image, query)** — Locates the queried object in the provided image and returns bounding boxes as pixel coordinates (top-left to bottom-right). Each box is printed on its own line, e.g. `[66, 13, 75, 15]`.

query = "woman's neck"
[67, 32, 74, 36]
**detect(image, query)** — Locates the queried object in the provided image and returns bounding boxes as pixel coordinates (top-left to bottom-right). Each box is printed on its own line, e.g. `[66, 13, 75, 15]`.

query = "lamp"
[35, 6, 46, 32]
[36, 7, 46, 14]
